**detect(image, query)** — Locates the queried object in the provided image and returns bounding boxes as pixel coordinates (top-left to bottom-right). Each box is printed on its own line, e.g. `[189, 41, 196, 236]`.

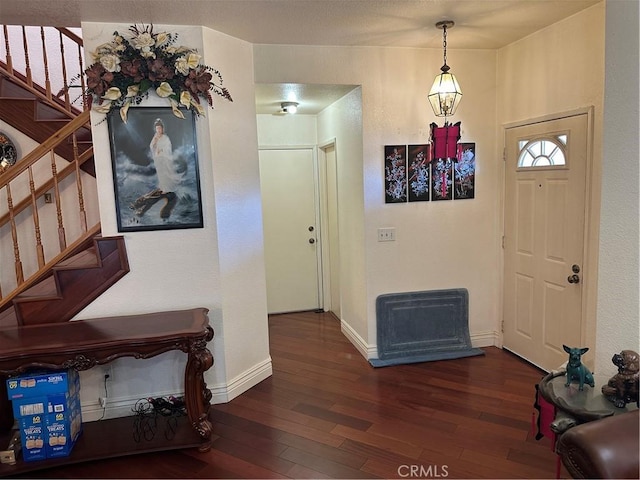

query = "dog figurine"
[601, 350, 639, 408]
[563, 345, 595, 391]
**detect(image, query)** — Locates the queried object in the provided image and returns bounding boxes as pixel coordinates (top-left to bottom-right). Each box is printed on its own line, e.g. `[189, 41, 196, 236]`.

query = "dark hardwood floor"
[22, 311, 565, 478]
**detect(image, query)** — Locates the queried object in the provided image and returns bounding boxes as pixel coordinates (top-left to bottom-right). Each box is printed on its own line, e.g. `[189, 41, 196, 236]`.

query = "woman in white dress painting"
[131, 118, 184, 220]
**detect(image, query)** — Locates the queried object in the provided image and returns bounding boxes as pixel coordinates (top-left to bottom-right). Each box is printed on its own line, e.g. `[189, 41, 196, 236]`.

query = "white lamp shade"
[428, 72, 463, 117]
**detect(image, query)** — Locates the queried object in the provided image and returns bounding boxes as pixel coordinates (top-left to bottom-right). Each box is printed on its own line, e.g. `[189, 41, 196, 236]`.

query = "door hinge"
[501, 235, 505, 249]
[501, 319, 504, 333]
[503, 147, 506, 162]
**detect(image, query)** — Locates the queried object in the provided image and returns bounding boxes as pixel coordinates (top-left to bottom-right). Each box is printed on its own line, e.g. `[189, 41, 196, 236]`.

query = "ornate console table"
[0, 308, 214, 476]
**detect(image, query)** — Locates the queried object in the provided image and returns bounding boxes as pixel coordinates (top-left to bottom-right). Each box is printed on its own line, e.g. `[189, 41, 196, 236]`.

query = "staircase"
[0, 75, 94, 175]
[0, 25, 129, 327]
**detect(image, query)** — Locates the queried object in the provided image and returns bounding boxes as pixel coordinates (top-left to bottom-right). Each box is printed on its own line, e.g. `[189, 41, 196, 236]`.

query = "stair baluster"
[72, 131, 88, 232]
[50, 149, 67, 250]
[19, 26, 32, 86]
[39, 26, 52, 100]
[27, 166, 46, 268]
[2, 26, 13, 73]
[5, 183, 25, 287]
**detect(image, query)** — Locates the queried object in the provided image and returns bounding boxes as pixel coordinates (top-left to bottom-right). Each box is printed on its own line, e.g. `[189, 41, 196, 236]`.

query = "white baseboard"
[210, 357, 273, 403]
[340, 320, 376, 360]
[471, 330, 500, 348]
[81, 358, 273, 421]
[82, 388, 183, 422]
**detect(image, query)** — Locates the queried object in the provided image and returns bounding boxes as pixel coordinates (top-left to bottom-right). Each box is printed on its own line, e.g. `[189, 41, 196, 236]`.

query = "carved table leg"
[184, 326, 214, 451]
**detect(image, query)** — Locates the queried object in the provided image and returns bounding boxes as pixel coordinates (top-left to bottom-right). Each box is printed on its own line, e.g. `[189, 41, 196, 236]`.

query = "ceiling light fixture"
[281, 101, 299, 114]
[428, 20, 462, 118]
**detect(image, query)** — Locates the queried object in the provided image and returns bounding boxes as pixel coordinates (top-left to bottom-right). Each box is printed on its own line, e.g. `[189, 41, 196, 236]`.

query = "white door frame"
[258, 144, 325, 312]
[318, 139, 340, 317]
[500, 107, 598, 364]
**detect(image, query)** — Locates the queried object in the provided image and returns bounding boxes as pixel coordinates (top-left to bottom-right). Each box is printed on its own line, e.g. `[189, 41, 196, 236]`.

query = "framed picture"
[408, 144, 430, 202]
[431, 157, 453, 201]
[384, 145, 407, 203]
[107, 107, 204, 232]
[454, 142, 476, 199]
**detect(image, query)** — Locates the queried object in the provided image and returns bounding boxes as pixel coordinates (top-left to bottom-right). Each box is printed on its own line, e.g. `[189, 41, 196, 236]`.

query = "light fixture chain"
[442, 25, 448, 66]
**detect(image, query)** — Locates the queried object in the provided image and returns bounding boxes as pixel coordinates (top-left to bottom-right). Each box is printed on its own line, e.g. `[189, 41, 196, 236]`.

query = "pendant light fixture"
[428, 20, 462, 118]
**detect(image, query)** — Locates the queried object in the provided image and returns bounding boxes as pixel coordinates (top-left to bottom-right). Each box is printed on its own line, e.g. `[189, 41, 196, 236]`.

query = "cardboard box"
[19, 415, 46, 462]
[11, 396, 47, 420]
[45, 396, 82, 459]
[6, 370, 79, 400]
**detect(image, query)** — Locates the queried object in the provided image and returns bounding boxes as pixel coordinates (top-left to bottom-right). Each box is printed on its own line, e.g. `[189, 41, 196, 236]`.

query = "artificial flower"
[180, 90, 192, 108]
[93, 101, 113, 114]
[102, 87, 122, 101]
[120, 100, 131, 123]
[175, 53, 201, 75]
[156, 82, 174, 98]
[74, 24, 233, 119]
[169, 99, 185, 119]
[126, 85, 139, 98]
[99, 54, 121, 73]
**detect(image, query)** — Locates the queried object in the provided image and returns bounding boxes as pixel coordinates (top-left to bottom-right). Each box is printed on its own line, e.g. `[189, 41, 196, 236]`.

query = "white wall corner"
[210, 357, 273, 404]
[341, 319, 376, 360]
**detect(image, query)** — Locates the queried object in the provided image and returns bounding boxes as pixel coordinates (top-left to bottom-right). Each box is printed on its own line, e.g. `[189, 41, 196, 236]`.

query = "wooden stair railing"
[1, 25, 87, 116]
[0, 109, 101, 311]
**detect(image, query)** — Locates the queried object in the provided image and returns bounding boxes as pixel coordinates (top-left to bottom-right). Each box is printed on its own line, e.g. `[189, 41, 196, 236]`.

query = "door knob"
[309, 238, 315, 244]
[567, 274, 580, 284]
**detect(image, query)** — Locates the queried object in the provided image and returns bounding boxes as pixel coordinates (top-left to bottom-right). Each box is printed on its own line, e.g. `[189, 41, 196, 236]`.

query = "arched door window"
[517, 135, 567, 168]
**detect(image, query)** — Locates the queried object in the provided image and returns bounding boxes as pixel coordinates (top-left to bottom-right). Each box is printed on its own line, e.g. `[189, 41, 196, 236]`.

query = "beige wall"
[23, 0, 632, 416]
[596, 0, 640, 376]
[496, 2, 638, 375]
[76, 22, 270, 418]
[254, 45, 500, 353]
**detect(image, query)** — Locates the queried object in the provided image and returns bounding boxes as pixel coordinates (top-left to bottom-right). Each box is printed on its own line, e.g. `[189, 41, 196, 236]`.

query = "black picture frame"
[384, 145, 407, 203]
[107, 107, 204, 232]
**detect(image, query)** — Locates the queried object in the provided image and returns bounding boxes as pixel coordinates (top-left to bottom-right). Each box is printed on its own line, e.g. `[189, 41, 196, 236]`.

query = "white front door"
[503, 113, 589, 371]
[259, 148, 320, 314]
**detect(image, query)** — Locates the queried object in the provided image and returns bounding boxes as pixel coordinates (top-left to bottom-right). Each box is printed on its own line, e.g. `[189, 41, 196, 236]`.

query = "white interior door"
[503, 114, 588, 371]
[259, 148, 320, 314]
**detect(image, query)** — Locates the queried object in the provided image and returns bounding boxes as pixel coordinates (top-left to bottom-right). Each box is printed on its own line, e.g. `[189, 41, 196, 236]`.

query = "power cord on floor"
[131, 396, 186, 442]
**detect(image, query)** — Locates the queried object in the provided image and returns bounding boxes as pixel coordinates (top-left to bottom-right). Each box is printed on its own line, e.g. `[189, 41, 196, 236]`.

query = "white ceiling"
[1, 0, 602, 114]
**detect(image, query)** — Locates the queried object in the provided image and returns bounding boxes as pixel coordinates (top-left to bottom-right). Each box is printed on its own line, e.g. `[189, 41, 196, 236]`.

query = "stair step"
[0, 77, 37, 100]
[12, 236, 129, 326]
[17, 275, 59, 300]
[0, 307, 18, 328]
[35, 101, 72, 122]
[57, 247, 99, 269]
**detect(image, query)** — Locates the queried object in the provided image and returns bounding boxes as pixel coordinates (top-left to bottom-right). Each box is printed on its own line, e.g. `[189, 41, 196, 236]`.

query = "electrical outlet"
[102, 365, 113, 381]
[99, 397, 107, 408]
[377, 227, 396, 242]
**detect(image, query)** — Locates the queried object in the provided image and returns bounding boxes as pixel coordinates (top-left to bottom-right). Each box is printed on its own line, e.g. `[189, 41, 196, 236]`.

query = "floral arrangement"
[82, 24, 232, 121]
